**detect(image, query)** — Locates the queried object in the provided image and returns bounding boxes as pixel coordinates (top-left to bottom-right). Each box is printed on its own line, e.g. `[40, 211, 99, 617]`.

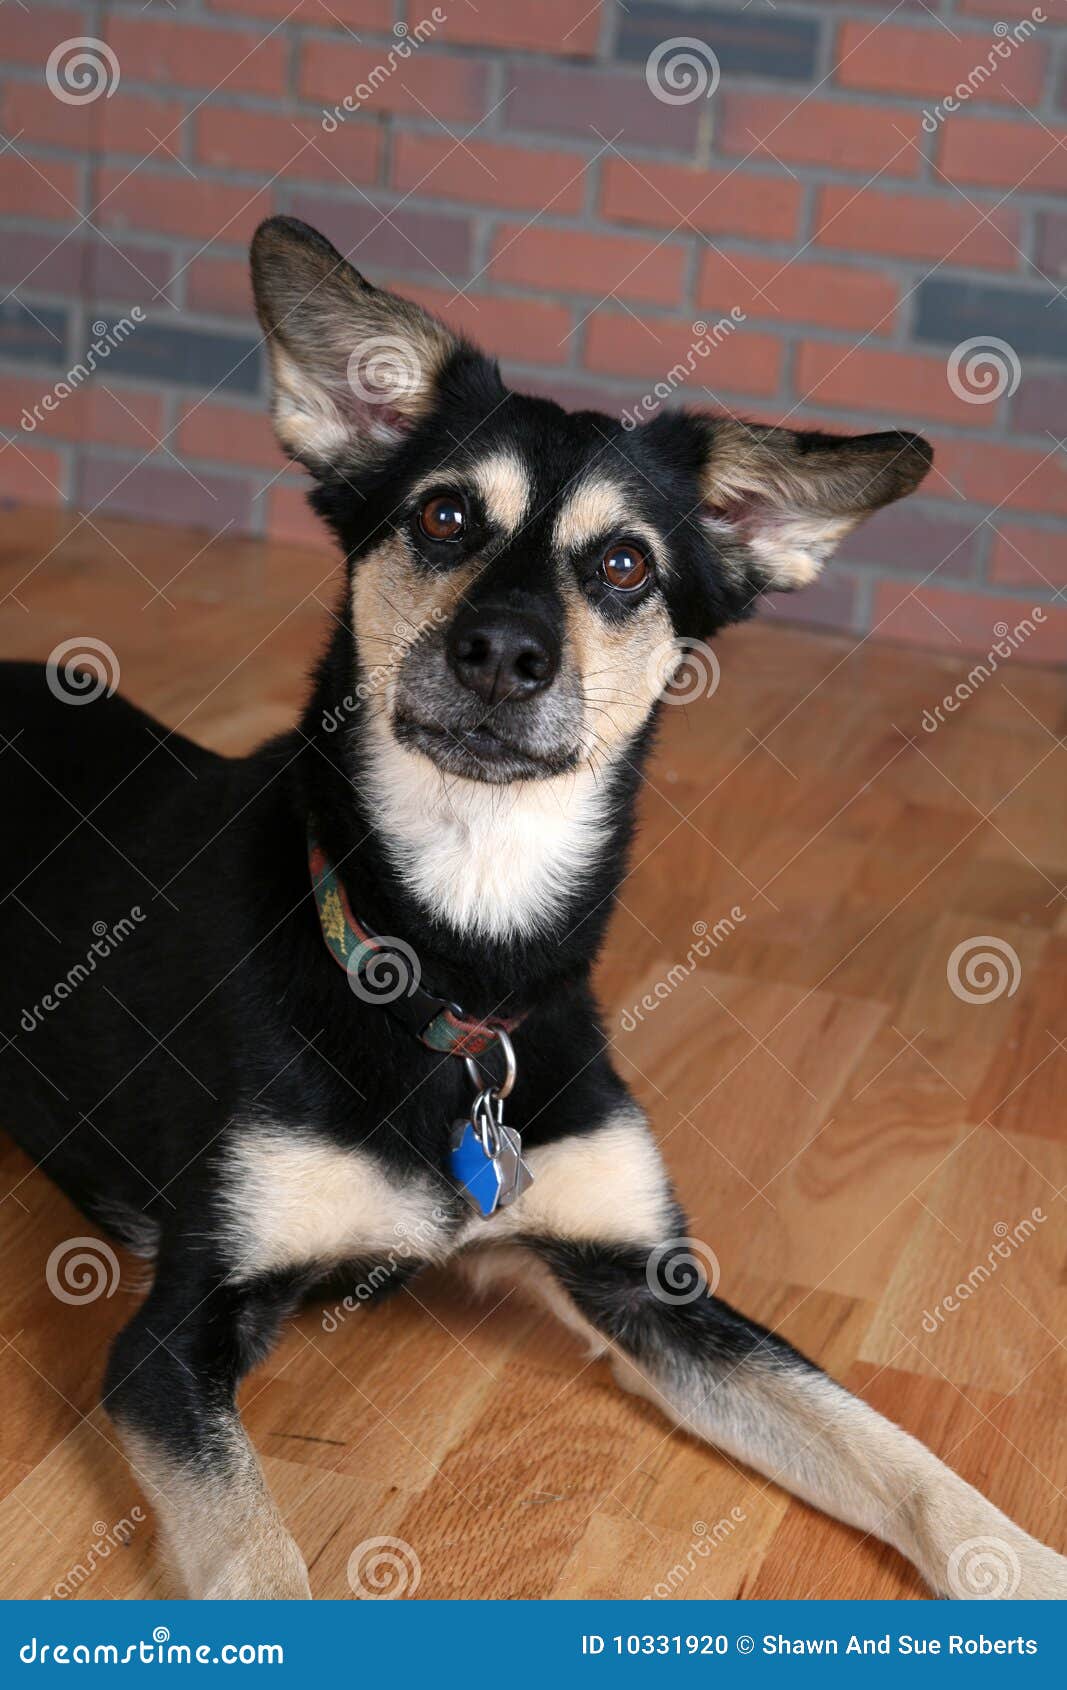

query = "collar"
[308, 829, 523, 1062]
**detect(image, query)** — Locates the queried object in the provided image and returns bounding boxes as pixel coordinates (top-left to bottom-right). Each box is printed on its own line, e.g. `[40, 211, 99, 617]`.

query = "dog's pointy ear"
[250, 216, 462, 473]
[697, 418, 933, 590]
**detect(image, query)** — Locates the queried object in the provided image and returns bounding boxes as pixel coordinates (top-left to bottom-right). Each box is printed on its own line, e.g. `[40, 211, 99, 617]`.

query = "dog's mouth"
[394, 713, 580, 784]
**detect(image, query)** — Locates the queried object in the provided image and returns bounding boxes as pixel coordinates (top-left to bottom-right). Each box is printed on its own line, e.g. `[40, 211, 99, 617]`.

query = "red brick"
[196, 108, 381, 186]
[601, 158, 800, 243]
[391, 133, 587, 214]
[1013, 372, 1067, 438]
[929, 441, 1067, 518]
[78, 454, 254, 532]
[2, 9, 87, 68]
[437, 0, 601, 55]
[0, 155, 80, 221]
[795, 342, 1000, 430]
[288, 191, 472, 280]
[0, 442, 66, 507]
[697, 253, 898, 336]
[871, 582, 1067, 661]
[208, 0, 392, 23]
[0, 378, 163, 449]
[0, 86, 188, 155]
[267, 483, 332, 552]
[383, 279, 573, 367]
[490, 224, 686, 307]
[107, 17, 286, 94]
[769, 570, 859, 634]
[177, 402, 279, 470]
[95, 166, 272, 244]
[939, 119, 1067, 192]
[584, 311, 781, 399]
[186, 256, 253, 318]
[718, 95, 923, 175]
[990, 523, 1067, 590]
[505, 64, 701, 153]
[835, 21, 1046, 106]
[813, 185, 1023, 272]
[300, 40, 488, 123]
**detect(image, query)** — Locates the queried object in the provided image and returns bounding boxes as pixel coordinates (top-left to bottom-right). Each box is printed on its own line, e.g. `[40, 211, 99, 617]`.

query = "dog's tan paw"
[197, 1541, 312, 1600]
[938, 1527, 1067, 1600]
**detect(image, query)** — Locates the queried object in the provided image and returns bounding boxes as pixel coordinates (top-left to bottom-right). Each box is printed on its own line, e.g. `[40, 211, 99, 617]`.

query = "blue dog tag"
[450, 1118, 504, 1218]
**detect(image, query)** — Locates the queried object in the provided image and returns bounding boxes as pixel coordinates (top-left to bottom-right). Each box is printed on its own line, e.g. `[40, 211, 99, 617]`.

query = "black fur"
[0, 219, 937, 1589]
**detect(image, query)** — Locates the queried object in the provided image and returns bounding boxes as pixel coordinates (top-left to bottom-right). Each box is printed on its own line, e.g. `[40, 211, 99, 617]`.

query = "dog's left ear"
[698, 418, 933, 590]
[250, 215, 462, 473]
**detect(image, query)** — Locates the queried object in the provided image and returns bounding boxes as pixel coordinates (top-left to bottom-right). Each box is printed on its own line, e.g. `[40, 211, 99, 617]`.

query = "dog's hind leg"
[459, 1109, 1067, 1599]
[543, 1237, 1067, 1597]
[471, 1234, 1067, 1598]
[102, 1266, 310, 1600]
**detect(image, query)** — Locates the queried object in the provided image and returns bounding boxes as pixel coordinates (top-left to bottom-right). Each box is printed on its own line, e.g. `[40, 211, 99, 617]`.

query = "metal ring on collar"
[464, 1028, 516, 1102]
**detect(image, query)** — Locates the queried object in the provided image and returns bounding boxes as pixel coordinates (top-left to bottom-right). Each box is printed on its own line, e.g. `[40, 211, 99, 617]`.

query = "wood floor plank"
[1, 505, 1064, 1601]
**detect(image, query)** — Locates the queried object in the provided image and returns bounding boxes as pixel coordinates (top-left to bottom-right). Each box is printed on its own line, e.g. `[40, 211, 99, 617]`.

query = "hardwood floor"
[0, 503, 1064, 1601]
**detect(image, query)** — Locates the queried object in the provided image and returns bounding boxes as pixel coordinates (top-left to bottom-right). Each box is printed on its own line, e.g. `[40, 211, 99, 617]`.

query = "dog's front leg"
[464, 1105, 1067, 1599]
[103, 1269, 310, 1600]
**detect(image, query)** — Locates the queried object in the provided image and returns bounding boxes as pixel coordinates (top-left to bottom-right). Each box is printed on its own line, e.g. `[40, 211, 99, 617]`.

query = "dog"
[1, 215, 1064, 1601]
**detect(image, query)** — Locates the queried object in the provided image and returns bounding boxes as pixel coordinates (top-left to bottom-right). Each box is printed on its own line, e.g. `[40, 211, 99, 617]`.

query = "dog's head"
[252, 217, 932, 787]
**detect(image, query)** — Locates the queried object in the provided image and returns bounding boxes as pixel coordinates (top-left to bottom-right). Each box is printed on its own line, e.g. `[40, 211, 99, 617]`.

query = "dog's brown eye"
[419, 494, 466, 542]
[601, 542, 649, 591]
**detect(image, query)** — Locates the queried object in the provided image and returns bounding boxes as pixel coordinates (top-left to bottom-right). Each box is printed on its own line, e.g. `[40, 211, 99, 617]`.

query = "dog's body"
[2, 217, 1064, 1601]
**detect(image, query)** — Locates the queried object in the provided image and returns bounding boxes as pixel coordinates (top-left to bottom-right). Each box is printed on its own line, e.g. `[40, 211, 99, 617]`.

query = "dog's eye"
[419, 494, 467, 542]
[601, 542, 649, 592]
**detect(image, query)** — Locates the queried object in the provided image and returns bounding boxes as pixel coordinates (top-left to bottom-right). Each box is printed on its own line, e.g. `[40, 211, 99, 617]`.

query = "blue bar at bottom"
[3, 1599, 1066, 1683]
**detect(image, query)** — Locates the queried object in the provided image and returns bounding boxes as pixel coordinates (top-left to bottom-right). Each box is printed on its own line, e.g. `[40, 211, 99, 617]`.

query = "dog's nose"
[446, 607, 559, 707]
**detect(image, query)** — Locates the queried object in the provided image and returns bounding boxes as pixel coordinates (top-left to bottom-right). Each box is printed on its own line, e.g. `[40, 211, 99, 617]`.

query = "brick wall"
[1, 0, 1065, 657]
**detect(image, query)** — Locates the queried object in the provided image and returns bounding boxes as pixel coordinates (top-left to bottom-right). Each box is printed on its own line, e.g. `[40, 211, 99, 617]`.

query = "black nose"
[446, 606, 560, 707]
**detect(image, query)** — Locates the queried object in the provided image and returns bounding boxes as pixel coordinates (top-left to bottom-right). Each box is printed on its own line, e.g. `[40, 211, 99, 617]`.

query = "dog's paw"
[188, 1529, 312, 1600]
[937, 1526, 1067, 1600]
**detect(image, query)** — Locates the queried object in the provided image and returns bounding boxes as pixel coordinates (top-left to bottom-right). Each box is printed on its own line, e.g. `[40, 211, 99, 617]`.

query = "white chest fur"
[362, 716, 611, 941]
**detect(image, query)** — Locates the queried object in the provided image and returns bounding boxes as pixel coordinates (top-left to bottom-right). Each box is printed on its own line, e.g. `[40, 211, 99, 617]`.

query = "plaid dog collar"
[308, 829, 523, 1061]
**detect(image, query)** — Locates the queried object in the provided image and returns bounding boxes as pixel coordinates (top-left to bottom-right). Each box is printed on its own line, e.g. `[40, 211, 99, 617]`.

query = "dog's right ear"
[250, 216, 462, 474]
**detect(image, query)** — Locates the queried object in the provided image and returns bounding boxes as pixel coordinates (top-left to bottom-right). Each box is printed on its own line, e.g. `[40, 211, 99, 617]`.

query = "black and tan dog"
[1, 217, 1063, 1600]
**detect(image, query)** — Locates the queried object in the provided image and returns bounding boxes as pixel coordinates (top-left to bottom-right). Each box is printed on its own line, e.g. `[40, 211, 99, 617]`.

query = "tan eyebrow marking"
[552, 474, 663, 567]
[553, 476, 629, 554]
[470, 450, 531, 534]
